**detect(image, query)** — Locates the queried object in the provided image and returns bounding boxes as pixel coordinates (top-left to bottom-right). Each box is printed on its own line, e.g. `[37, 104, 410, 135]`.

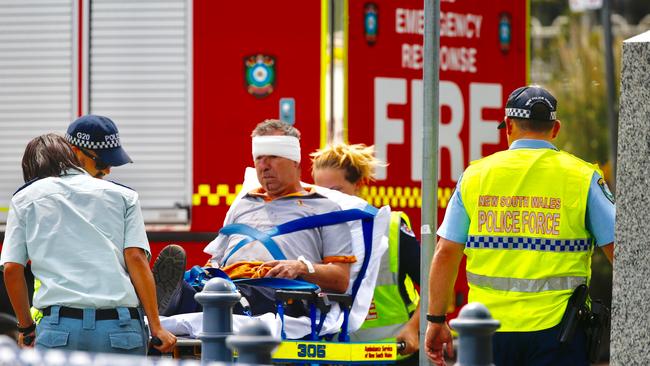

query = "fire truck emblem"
[364, 3, 378, 45]
[244, 54, 276, 98]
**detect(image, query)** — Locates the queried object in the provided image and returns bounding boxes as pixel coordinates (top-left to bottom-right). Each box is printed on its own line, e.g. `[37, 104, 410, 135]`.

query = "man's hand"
[262, 260, 305, 279]
[263, 260, 350, 293]
[396, 322, 418, 355]
[425, 322, 454, 366]
[150, 327, 177, 353]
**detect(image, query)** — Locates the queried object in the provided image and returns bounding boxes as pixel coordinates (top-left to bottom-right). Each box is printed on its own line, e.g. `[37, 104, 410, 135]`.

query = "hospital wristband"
[297, 255, 316, 274]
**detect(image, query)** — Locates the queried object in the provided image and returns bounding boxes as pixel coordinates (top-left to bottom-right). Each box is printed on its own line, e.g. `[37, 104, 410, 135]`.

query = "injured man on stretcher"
[155, 119, 388, 339]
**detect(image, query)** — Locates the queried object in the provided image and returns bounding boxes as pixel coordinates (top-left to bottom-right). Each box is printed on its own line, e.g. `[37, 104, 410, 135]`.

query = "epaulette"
[13, 177, 41, 196]
[109, 180, 135, 191]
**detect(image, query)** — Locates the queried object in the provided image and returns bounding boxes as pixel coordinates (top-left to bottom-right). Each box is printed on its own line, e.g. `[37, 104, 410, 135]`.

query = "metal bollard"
[449, 302, 500, 366]
[225, 319, 280, 365]
[194, 277, 241, 364]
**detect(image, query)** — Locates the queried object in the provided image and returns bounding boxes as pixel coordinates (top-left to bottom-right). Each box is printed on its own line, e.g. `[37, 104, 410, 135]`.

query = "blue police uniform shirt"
[437, 139, 616, 246]
[1, 169, 150, 309]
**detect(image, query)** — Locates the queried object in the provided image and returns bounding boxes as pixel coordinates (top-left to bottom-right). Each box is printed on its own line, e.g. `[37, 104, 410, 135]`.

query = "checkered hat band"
[65, 134, 121, 149]
[506, 108, 557, 120]
[505, 108, 531, 119]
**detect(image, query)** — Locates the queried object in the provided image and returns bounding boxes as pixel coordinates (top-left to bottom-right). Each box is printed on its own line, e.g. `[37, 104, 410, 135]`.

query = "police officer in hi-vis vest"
[425, 85, 615, 366]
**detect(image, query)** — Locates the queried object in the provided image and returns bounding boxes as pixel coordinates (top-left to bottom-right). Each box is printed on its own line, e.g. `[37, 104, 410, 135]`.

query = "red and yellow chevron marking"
[192, 184, 243, 207]
[191, 183, 454, 209]
[358, 185, 455, 209]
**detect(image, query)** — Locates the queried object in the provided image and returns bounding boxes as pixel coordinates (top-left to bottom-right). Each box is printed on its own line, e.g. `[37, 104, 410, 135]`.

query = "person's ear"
[70, 145, 82, 158]
[505, 117, 514, 136]
[551, 120, 561, 139]
[354, 181, 363, 195]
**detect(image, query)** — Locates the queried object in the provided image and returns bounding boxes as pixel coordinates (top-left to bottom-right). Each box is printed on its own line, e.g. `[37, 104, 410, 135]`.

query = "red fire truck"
[0, 0, 527, 318]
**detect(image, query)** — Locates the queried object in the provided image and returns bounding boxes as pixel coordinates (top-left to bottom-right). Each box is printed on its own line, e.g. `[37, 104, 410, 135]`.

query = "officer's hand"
[150, 328, 177, 354]
[18, 329, 36, 348]
[262, 260, 305, 279]
[396, 322, 419, 355]
[425, 322, 454, 366]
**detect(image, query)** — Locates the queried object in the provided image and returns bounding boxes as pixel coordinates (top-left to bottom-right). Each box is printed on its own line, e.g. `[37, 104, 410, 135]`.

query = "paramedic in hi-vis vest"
[311, 144, 421, 365]
[425, 85, 615, 366]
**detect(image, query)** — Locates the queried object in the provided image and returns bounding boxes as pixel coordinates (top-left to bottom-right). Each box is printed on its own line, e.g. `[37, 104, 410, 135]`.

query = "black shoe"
[152, 244, 186, 314]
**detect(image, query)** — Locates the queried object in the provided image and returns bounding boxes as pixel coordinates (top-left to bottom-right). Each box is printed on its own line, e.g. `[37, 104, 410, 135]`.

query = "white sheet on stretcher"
[161, 167, 390, 339]
[160, 311, 342, 340]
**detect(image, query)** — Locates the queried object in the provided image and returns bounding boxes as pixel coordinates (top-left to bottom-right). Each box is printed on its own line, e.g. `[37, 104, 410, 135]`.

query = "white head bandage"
[252, 135, 301, 163]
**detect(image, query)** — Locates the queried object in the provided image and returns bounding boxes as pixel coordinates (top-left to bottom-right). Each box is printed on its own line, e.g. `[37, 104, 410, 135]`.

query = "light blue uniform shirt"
[1, 169, 150, 309]
[438, 139, 615, 246]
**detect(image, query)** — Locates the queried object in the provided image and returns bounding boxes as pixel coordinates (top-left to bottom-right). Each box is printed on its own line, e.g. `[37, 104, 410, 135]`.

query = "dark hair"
[21, 133, 82, 182]
[512, 119, 555, 133]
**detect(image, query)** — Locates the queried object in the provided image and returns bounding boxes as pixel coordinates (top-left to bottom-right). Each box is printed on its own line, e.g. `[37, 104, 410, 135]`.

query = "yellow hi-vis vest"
[352, 211, 419, 344]
[460, 147, 598, 332]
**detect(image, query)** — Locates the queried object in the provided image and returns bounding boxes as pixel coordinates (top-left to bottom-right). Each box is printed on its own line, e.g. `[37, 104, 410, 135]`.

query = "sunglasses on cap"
[79, 147, 110, 170]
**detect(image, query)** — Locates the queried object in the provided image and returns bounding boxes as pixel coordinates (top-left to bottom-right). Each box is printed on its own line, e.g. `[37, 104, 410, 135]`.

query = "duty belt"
[42, 306, 140, 320]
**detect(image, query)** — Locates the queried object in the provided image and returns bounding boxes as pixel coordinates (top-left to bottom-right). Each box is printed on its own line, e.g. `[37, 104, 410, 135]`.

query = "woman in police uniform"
[1, 133, 176, 354]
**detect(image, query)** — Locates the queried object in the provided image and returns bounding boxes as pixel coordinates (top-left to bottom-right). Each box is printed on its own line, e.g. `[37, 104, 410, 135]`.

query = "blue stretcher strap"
[184, 265, 205, 284]
[350, 213, 375, 299]
[277, 300, 287, 340]
[233, 278, 320, 291]
[184, 266, 234, 289]
[219, 207, 376, 268]
[338, 306, 351, 342]
[315, 311, 327, 338]
[269, 205, 376, 341]
[218, 206, 378, 341]
[310, 304, 317, 340]
[266, 206, 377, 299]
[220, 223, 287, 265]
[270, 207, 377, 237]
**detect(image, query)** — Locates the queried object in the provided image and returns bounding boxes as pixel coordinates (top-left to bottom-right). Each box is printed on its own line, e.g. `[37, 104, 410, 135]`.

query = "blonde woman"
[311, 143, 421, 365]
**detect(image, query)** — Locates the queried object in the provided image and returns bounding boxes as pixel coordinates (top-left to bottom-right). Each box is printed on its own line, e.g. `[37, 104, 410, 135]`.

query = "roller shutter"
[0, 0, 76, 223]
[88, 0, 191, 224]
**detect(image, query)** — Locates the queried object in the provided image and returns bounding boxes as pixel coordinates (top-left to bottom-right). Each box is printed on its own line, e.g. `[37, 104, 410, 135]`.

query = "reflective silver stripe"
[375, 268, 397, 286]
[467, 271, 586, 293]
[350, 323, 404, 342]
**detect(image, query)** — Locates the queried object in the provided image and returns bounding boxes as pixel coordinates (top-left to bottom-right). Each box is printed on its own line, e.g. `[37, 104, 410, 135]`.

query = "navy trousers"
[492, 324, 589, 366]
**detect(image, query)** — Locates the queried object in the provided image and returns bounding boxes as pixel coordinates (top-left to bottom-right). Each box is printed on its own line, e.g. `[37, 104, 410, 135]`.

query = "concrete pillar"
[610, 30, 650, 366]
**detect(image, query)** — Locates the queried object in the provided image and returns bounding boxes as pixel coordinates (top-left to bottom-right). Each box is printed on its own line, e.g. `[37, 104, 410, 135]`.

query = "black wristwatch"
[426, 314, 447, 324]
[17, 322, 36, 335]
